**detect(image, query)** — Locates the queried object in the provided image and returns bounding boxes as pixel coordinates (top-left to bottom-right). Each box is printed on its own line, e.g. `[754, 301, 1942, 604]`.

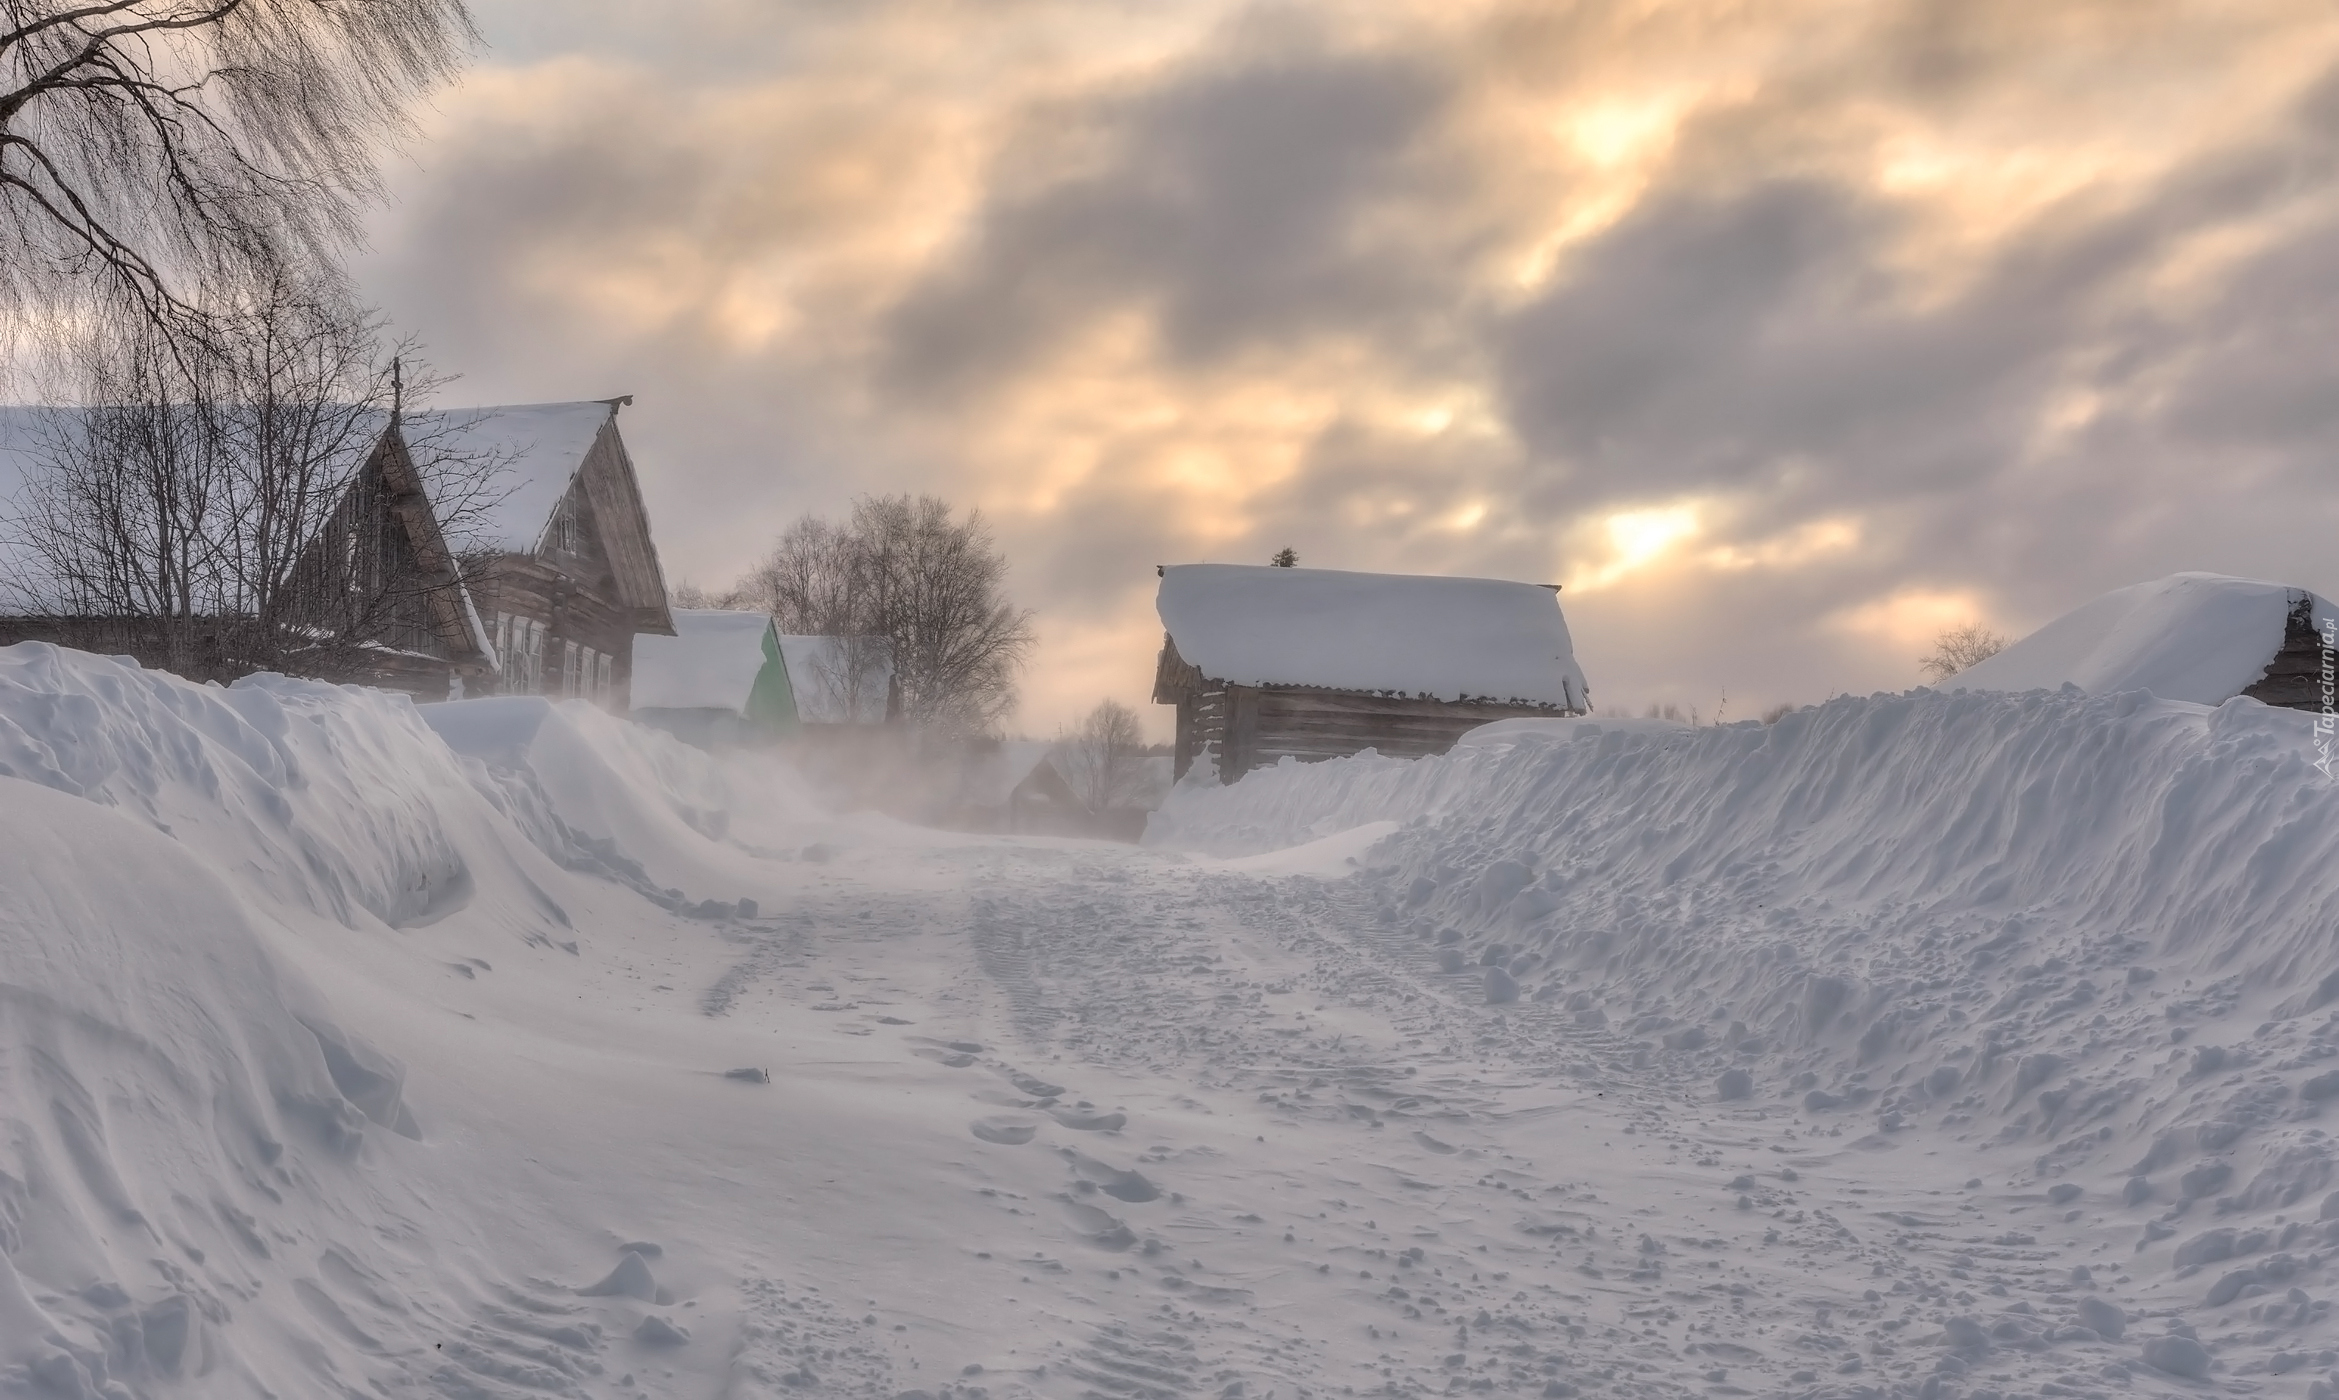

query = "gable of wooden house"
[407, 399, 675, 706]
[0, 405, 497, 693]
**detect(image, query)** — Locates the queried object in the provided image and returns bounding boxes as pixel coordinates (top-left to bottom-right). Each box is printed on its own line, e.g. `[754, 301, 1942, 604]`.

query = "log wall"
[2241, 593, 2334, 712]
[1163, 666, 1580, 781]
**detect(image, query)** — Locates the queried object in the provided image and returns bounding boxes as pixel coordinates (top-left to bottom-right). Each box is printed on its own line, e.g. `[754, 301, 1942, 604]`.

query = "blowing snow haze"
[351, 0, 2339, 730]
[11, 4, 2339, 1400]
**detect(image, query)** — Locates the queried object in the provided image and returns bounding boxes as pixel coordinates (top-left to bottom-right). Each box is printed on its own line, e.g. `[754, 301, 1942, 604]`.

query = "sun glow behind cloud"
[359, 0, 2339, 734]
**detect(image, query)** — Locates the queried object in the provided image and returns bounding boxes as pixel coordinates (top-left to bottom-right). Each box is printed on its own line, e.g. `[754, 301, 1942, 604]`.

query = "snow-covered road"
[2, 648, 2335, 1399]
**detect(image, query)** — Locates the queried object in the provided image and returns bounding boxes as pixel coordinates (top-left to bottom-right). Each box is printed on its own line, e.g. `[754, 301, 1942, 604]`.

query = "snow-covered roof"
[776, 635, 892, 724]
[1, 399, 621, 581]
[1947, 572, 2336, 706]
[1156, 564, 1589, 709]
[630, 610, 774, 713]
[0, 407, 497, 667]
[400, 401, 618, 555]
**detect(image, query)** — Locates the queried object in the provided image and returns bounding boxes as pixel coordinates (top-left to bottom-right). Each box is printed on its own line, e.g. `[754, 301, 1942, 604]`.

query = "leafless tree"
[0, 0, 474, 344]
[1055, 698, 1144, 811]
[735, 493, 1034, 733]
[7, 307, 224, 668]
[1919, 623, 2010, 682]
[5, 277, 503, 680]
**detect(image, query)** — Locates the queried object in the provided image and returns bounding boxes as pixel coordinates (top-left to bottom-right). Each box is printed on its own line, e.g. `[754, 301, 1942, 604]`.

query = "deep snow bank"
[0, 656, 451, 1394]
[1151, 687, 2339, 1238]
[0, 645, 834, 1395]
[0, 642, 487, 929]
[1950, 572, 2335, 704]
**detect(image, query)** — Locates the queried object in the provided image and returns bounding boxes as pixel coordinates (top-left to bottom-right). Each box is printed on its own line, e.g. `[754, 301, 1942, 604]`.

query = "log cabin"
[1152, 563, 1592, 783]
[0, 404, 498, 693]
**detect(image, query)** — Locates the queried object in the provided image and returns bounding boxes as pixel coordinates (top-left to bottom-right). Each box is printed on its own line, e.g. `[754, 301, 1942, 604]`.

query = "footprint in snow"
[970, 1117, 1038, 1145]
[1063, 1151, 1159, 1202]
[1061, 1199, 1138, 1250]
[1049, 1106, 1127, 1131]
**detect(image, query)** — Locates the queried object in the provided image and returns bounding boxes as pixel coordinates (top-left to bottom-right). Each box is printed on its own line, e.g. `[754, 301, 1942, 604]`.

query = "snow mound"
[0, 766, 425, 1393]
[425, 692, 837, 900]
[0, 646, 846, 1394]
[1950, 571, 2335, 704]
[0, 643, 485, 928]
[1152, 686, 2339, 1239]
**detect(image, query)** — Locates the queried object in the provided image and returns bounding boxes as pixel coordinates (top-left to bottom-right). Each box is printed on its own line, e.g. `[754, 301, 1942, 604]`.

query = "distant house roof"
[632, 609, 781, 713]
[775, 635, 893, 724]
[1948, 572, 2338, 706]
[1155, 563, 1590, 709]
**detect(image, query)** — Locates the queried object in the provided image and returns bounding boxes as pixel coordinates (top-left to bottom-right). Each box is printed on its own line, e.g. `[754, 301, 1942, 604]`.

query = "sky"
[352, 0, 2339, 737]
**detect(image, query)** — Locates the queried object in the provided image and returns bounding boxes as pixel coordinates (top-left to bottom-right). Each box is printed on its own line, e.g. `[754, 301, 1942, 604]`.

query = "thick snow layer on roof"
[1156, 563, 1588, 708]
[1947, 572, 2335, 705]
[630, 609, 773, 714]
[776, 634, 892, 723]
[402, 401, 615, 554]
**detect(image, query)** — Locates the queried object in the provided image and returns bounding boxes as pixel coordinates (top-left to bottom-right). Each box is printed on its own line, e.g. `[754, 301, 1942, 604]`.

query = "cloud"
[352, 1, 2339, 730]
[879, 26, 1471, 399]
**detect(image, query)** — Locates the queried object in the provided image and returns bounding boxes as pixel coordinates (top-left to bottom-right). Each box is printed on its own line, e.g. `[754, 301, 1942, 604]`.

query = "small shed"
[629, 609, 797, 747]
[1152, 563, 1592, 782]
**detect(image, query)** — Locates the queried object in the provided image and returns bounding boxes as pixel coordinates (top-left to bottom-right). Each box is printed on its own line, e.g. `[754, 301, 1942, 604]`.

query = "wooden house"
[629, 609, 798, 747]
[945, 740, 1088, 835]
[1152, 564, 1592, 783]
[405, 399, 675, 706]
[0, 405, 497, 694]
[0, 398, 673, 702]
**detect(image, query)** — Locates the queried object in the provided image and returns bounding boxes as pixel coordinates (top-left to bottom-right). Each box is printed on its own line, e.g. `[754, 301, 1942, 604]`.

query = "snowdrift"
[1950, 572, 2335, 704]
[1152, 687, 2339, 1236]
[0, 644, 834, 1395]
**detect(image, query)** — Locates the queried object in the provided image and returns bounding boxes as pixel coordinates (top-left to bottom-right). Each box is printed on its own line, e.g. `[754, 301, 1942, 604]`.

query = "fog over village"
[2, 4, 2339, 1400]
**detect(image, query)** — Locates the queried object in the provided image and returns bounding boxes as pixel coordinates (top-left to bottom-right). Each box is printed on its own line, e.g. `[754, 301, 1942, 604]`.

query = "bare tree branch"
[731, 494, 1036, 734]
[0, 0, 473, 345]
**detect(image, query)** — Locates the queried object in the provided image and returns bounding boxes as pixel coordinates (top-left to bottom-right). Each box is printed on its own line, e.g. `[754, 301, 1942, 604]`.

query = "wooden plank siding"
[469, 413, 674, 708]
[2241, 593, 2334, 712]
[1155, 632, 1582, 782]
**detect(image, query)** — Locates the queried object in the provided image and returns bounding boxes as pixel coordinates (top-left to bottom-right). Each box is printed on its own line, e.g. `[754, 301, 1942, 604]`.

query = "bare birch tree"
[734, 494, 1035, 733]
[1055, 698, 1144, 810]
[6, 277, 503, 680]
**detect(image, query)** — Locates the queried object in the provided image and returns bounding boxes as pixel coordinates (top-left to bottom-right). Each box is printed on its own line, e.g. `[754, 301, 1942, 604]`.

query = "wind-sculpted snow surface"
[1152, 688, 2339, 1377]
[0, 643, 486, 928]
[0, 708, 427, 1394]
[11, 641, 2339, 1399]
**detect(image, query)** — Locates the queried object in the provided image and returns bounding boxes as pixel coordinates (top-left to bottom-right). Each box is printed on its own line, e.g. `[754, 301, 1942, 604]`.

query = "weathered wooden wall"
[2241, 593, 2333, 712]
[1157, 632, 1581, 781]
